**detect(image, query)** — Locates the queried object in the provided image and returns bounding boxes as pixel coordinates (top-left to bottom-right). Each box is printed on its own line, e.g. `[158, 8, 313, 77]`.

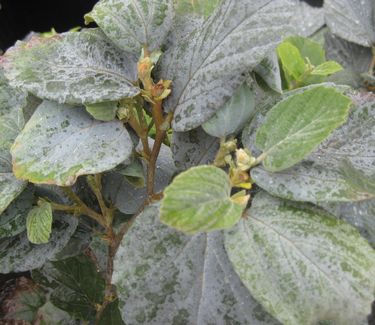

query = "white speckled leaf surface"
[225, 192, 375, 325]
[86, 0, 174, 54]
[2, 29, 139, 105]
[160, 0, 295, 131]
[11, 100, 133, 186]
[113, 203, 280, 325]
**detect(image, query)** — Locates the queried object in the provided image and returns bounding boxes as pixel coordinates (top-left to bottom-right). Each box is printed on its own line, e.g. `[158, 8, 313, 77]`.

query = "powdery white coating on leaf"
[290, 0, 325, 37]
[202, 83, 256, 138]
[2, 29, 139, 105]
[160, 165, 243, 234]
[86, 0, 174, 54]
[225, 191, 375, 325]
[324, 0, 375, 47]
[160, 0, 296, 131]
[113, 203, 280, 325]
[251, 162, 374, 203]
[0, 173, 27, 215]
[103, 140, 175, 214]
[172, 127, 219, 171]
[0, 214, 78, 273]
[11, 100, 133, 186]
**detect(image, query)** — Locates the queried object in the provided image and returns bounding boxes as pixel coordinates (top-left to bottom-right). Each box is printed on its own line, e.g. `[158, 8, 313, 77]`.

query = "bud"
[151, 80, 172, 100]
[137, 57, 153, 86]
[235, 149, 256, 171]
[230, 190, 250, 208]
[230, 168, 252, 189]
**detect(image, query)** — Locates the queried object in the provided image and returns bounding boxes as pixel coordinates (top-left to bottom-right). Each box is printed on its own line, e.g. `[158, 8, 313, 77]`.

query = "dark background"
[0, 0, 323, 52]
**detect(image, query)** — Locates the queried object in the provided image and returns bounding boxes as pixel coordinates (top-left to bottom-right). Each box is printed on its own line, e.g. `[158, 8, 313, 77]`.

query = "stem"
[252, 152, 267, 167]
[368, 47, 375, 74]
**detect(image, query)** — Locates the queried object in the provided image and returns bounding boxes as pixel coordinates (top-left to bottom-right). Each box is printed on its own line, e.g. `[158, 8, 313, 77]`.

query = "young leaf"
[0, 214, 78, 273]
[324, 0, 375, 47]
[2, 29, 139, 105]
[277, 42, 306, 81]
[202, 83, 256, 138]
[32, 255, 105, 321]
[26, 201, 53, 244]
[160, 166, 244, 234]
[85, 101, 118, 122]
[310, 61, 343, 76]
[85, 0, 174, 54]
[255, 86, 352, 172]
[251, 162, 374, 203]
[113, 204, 279, 324]
[225, 192, 375, 325]
[11, 101, 133, 186]
[160, 0, 295, 131]
[172, 127, 219, 171]
[0, 186, 34, 239]
[285, 35, 325, 66]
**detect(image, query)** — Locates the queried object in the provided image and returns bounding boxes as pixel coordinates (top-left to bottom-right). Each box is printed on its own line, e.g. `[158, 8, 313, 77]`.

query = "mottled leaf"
[0, 214, 78, 273]
[32, 254, 105, 321]
[85, 101, 118, 121]
[113, 204, 279, 325]
[251, 162, 374, 202]
[2, 29, 139, 105]
[26, 201, 53, 244]
[324, 0, 375, 47]
[85, 0, 174, 54]
[290, 0, 325, 37]
[254, 53, 283, 93]
[172, 127, 219, 171]
[11, 100, 133, 186]
[115, 157, 145, 188]
[255, 86, 352, 171]
[202, 83, 255, 138]
[0, 186, 34, 239]
[225, 192, 375, 325]
[175, 0, 221, 17]
[340, 160, 375, 195]
[36, 301, 77, 325]
[0, 174, 27, 215]
[103, 141, 175, 214]
[160, 0, 295, 131]
[325, 32, 372, 88]
[161, 166, 243, 234]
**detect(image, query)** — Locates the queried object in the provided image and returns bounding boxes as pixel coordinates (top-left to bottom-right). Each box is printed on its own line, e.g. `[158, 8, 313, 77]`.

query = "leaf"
[225, 192, 375, 325]
[113, 204, 279, 325]
[26, 201, 53, 244]
[0, 186, 34, 239]
[85, 0, 174, 54]
[115, 157, 145, 188]
[103, 141, 175, 214]
[2, 29, 139, 105]
[85, 101, 118, 121]
[11, 100, 133, 186]
[290, 0, 325, 37]
[255, 86, 352, 172]
[324, 0, 375, 47]
[0, 174, 27, 214]
[172, 127, 219, 171]
[251, 162, 374, 203]
[340, 160, 375, 195]
[0, 214, 78, 273]
[160, 0, 295, 131]
[36, 301, 76, 325]
[254, 53, 283, 93]
[310, 61, 343, 76]
[98, 299, 124, 325]
[175, 0, 222, 17]
[277, 42, 306, 81]
[160, 165, 244, 234]
[285, 35, 325, 66]
[32, 254, 105, 321]
[325, 32, 372, 88]
[202, 83, 256, 138]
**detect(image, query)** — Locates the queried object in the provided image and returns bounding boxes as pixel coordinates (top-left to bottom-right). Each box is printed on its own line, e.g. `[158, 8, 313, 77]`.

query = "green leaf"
[172, 127, 219, 171]
[26, 201, 53, 244]
[175, 0, 221, 17]
[160, 165, 244, 234]
[2, 29, 139, 105]
[160, 0, 295, 131]
[97, 299, 124, 325]
[85, 0, 174, 54]
[277, 41, 306, 81]
[0, 186, 34, 239]
[113, 204, 279, 324]
[0, 214, 78, 273]
[202, 83, 256, 138]
[85, 101, 118, 121]
[285, 35, 325, 66]
[340, 160, 375, 195]
[324, 0, 375, 47]
[32, 254, 105, 321]
[225, 192, 375, 325]
[255, 86, 352, 172]
[11, 100, 133, 186]
[103, 140, 175, 214]
[311, 61, 343, 76]
[251, 162, 374, 202]
[36, 301, 76, 325]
